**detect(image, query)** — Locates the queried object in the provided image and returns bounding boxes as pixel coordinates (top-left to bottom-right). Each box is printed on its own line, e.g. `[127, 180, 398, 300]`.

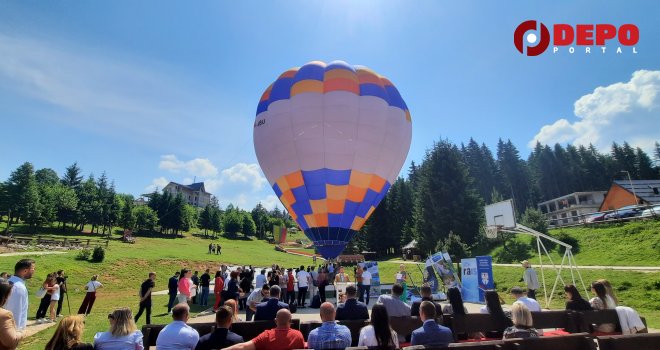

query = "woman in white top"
[48, 282, 60, 322]
[94, 307, 144, 350]
[358, 304, 399, 348]
[78, 275, 103, 315]
[589, 281, 617, 333]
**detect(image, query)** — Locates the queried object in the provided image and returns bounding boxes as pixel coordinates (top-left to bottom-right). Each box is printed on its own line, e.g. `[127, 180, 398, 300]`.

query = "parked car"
[603, 205, 645, 220]
[585, 212, 607, 223]
[640, 205, 660, 217]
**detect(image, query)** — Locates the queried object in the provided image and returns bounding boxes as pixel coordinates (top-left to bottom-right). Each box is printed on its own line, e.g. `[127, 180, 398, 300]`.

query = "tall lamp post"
[620, 170, 638, 205]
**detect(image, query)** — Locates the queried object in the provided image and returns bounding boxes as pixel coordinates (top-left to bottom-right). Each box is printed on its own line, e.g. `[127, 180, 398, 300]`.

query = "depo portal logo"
[514, 20, 550, 56]
[514, 20, 639, 56]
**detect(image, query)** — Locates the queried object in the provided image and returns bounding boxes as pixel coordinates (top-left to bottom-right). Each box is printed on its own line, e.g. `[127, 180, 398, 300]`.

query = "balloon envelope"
[254, 60, 412, 259]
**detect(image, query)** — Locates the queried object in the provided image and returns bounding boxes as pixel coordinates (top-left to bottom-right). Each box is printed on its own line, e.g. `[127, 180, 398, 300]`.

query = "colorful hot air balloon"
[254, 60, 412, 259]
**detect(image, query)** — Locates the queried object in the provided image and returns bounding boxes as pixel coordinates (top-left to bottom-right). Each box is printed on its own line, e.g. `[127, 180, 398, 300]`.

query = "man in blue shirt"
[156, 303, 200, 350]
[411, 301, 454, 347]
[308, 302, 352, 349]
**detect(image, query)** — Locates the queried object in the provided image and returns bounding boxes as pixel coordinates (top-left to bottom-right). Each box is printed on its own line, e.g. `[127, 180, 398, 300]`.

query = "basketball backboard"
[485, 199, 516, 229]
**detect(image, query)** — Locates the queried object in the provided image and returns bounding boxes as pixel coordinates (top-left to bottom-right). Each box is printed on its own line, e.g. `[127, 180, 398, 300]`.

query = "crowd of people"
[0, 257, 644, 350]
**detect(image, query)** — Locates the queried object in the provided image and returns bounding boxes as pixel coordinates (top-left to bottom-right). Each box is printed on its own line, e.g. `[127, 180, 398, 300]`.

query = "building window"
[549, 203, 557, 212]
[571, 210, 578, 222]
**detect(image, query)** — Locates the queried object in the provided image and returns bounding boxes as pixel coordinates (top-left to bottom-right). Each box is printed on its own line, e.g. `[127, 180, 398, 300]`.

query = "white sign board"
[485, 199, 516, 228]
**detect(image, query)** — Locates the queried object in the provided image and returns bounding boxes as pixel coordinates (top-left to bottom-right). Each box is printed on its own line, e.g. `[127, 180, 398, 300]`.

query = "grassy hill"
[488, 219, 660, 266]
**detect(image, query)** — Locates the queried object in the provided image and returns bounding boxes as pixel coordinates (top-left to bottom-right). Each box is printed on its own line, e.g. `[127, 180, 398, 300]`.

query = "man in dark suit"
[336, 285, 369, 320]
[411, 301, 454, 347]
[254, 285, 289, 321]
[167, 271, 180, 314]
[411, 285, 443, 317]
[196, 305, 244, 350]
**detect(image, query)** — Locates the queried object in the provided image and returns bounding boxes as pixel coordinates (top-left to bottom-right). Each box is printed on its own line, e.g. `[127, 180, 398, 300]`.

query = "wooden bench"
[596, 333, 660, 350]
[503, 332, 597, 350]
[530, 310, 579, 333]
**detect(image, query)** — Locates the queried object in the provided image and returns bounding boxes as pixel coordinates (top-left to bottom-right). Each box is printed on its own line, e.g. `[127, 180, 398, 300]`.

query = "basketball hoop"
[484, 225, 500, 239]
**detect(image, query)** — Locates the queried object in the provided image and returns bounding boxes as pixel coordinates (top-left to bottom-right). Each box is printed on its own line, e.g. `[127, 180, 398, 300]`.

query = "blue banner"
[461, 258, 479, 303]
[476, 256, 494, 302]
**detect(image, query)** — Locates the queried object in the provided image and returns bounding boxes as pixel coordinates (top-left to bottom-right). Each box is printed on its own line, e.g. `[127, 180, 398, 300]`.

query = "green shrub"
[644, 279, 660, 291]
[91, 246, 105, 262]
[75, 249, 92, 261]
[618, 281, 632, 292]
[555, 232, 580, 254]
[493, 240, 531, 263]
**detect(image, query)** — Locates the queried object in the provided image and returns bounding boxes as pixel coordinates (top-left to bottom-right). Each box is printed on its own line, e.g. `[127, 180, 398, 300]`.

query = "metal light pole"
[620, 170, 638, 205]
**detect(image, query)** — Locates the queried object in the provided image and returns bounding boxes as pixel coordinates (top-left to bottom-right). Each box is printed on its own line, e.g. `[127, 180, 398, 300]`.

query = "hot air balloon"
[254, 60, 412, 259]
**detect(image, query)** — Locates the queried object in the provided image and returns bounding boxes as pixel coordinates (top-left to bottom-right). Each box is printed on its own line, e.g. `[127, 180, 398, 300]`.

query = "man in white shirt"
[510, 286, 541, 311]
[360, 266, 372, 305]
[296, 266, 310, 308]
[309, 266, 318, 305]
[521, 260, 539, 300]
[246, 284, 270, 321]
[156, 303, 200, 350]
[255, 269, 267, 289]
[5, 259, 35, 330]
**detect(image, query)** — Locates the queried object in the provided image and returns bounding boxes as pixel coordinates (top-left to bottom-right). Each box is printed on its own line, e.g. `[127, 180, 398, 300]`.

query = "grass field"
[1, 219, 659, 349]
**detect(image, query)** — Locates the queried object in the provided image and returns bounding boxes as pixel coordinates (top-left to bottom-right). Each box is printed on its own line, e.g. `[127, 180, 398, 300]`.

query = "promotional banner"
[476, 256, 494, 302]
[461, 258, 479, 303]
[427, 251, 461, 291]
[273, 225, 287, 244]
[359, 261, 381, 298]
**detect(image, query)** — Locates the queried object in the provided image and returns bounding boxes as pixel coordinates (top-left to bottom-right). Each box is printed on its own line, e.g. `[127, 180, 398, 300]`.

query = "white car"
[640, 205, 660, 217]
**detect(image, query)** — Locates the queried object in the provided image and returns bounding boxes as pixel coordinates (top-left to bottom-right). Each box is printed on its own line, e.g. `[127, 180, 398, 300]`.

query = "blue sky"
[1, 1, 658, 210]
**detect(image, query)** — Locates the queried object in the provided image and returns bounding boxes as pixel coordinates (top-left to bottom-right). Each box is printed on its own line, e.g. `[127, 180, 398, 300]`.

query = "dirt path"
[388, 259, 660, 272]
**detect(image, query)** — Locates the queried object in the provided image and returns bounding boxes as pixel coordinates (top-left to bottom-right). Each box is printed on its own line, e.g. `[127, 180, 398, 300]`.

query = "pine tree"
[6, 162, 40, 228]
[635, 147, 656, 179]
[77, 175, 99, 232]
[497, 139, 532, 213]
[35, 168, 60, 186]
[61, 162, 83, 189]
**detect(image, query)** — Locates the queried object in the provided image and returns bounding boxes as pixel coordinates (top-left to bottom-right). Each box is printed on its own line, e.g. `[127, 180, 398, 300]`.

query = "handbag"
[36, 287, 47, 298]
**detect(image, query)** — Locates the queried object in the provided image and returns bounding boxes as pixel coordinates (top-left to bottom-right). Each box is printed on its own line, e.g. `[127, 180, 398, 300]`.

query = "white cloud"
[144, 177, 169, 193]
[159, 155, 218, 177]
[529, 70, 660, 152]
[153, 157, 277, 210]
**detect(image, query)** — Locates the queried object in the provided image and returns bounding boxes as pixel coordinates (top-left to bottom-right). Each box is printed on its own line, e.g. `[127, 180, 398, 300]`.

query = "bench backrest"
[231, 319, 301, 341]
[337, 319, 369, 346]
[389, 316, 424, 340]
[576, 310, 621, 333]
[530, 310, 579, 332]
[596, 333, 660, 350]
[451, 314, 508, 341]
[503, 332, 596, 350]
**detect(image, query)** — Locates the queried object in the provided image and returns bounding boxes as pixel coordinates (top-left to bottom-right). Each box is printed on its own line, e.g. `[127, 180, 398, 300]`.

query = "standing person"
[135, 272, 156, 324]
[94, 308, 144, 349]
[0, 281, 24, 349]
[317, 268, 328, 303]
[48, 275, 61, 323]
[521, 260, 539, 300]
[78, 275, 102, 315]
[156, 304, 199, 350]
[309, 266, 318, 305]
[55, 270, 67, 318]
[246, 284, 270, 321]
[199, 269, 211, 307]
[5, 259, 35, 330]
[191, 271, 200, 304]
[358, 304, 398, 348]
[355, 265, 363, 303]
[208, 243, 213, 254]
[361, 266, 372, 305]
[277, 269, 288, 302]
[313, 254, 317, 266]
[286, 269, 296, 306]
[296, 265, 310, 308]
[334, 267, 350, 283]
[307, 302, 351, 350]
[167, 271, 180, 314]
[239, 272, 253, 311]
[411, 301, 454, 347]
[255, 269, 267, 289]
[216, 244, 221, 255]
[178, 269, 193, 305]
[45, 315, 93, 350]
[396, 264, 408, 302]
[36, 274, 56, 324]
[213, 271, 225, 311]
[225, 271, 240, 302]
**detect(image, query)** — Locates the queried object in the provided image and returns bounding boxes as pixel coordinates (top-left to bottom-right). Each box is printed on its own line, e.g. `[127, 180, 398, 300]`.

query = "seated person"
[224, 309, 304, 350]
[156, 304, 200, 350]
[336, 285, 369, 320]
[358, 304, 399, 348]
[564, 284, 592, 311]
[195, 306, 243, 350]
[411, 301, 454, 347]
[411, 285, 442, 317]
[307, 302, 351, 350]
[502, 302, 539, 339]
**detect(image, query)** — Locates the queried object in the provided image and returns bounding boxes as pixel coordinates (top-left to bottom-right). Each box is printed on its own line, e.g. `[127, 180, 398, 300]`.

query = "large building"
[599, 180, 660, 211]
[538, 191, 606, 227]
[162, 182, 212, 208]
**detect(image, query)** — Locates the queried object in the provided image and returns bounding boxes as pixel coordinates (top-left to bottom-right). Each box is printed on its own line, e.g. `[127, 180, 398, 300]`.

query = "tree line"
[0, 162, 294, 238]
[354, 140, 660, 257]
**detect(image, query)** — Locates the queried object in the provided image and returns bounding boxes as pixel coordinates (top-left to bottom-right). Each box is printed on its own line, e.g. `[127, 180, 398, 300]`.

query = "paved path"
[388, 259, 660, 272]
[0, 251, 67, 257]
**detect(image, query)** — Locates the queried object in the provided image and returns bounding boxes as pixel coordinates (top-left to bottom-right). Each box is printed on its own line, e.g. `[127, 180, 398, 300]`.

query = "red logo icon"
[514, 20, 550, 56]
